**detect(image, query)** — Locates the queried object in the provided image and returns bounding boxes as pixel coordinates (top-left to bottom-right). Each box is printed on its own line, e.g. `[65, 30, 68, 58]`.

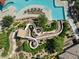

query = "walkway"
[9, 31, 17, 58]
[0, 31, 17, 59]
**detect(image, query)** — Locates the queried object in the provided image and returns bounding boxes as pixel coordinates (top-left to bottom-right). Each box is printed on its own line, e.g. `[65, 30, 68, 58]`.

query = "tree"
[2, 16, 13, 28]
[34, 14, 48, 28]
[52, 37, 64, 53]
[74, 0, 79, 15]
[75, 0, 79, 10]
[46, 36, 64, 54]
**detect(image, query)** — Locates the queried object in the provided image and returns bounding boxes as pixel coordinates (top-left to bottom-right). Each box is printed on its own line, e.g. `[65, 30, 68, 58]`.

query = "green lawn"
[0, 32, 10, 56]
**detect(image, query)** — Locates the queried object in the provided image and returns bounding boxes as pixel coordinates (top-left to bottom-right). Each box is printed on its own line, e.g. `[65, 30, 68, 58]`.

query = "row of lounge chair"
[24, 8, 45, 14]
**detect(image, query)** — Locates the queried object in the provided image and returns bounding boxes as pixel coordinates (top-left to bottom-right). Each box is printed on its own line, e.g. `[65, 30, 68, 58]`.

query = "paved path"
[0, 31, 17, 59]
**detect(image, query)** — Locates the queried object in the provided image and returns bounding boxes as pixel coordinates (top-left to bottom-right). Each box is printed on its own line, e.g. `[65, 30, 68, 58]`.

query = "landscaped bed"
[0, 32, 10, 56]
[22, 41, 46, 54]
[0, 15, 27, 57]
[33, 14, 58, 32]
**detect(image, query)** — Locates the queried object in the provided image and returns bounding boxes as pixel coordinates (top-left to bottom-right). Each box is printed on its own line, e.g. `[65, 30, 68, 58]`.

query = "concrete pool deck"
[2, 0, 68, 20]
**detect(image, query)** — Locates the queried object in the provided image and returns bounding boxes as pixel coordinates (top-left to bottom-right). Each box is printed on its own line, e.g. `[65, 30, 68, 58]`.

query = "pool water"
[4, 0, 65, 20]
[0, 4, 3, 11]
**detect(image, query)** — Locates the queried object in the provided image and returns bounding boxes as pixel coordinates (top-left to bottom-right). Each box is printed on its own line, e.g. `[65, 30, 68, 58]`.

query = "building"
[59, 44, 79, 59]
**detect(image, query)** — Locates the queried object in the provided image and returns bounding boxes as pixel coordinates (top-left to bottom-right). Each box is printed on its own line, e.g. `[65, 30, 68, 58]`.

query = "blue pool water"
[3, 0, 65, 20]
[0, 4, 3, 11]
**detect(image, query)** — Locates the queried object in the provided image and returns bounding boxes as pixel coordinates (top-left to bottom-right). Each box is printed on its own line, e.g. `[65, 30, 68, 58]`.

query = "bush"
[2, 16, 13, 28]
[0, 32, 10, 56]
[46, 36, 64, 54]
[44, 21, 58, 31]
[17, 22, 26, 29]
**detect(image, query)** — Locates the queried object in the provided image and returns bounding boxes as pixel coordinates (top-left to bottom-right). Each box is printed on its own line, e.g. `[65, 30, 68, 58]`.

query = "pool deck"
[15, 0, 68, 20]
[0, 0, 68, 21]
[15, 5, 52, 20]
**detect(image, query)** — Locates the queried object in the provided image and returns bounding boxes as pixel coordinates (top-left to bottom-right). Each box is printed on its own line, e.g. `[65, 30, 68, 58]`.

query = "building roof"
[59, 44, 79, 59]
[17, 29, 29, 38]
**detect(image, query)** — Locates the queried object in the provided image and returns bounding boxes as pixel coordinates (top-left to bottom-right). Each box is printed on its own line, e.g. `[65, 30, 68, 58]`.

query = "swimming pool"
[4, 0, 65, 20]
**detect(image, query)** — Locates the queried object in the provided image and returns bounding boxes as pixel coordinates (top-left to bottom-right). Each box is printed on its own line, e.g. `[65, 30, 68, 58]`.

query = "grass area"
[22, 41, 46, 54]
[0, 32, 10, 56]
